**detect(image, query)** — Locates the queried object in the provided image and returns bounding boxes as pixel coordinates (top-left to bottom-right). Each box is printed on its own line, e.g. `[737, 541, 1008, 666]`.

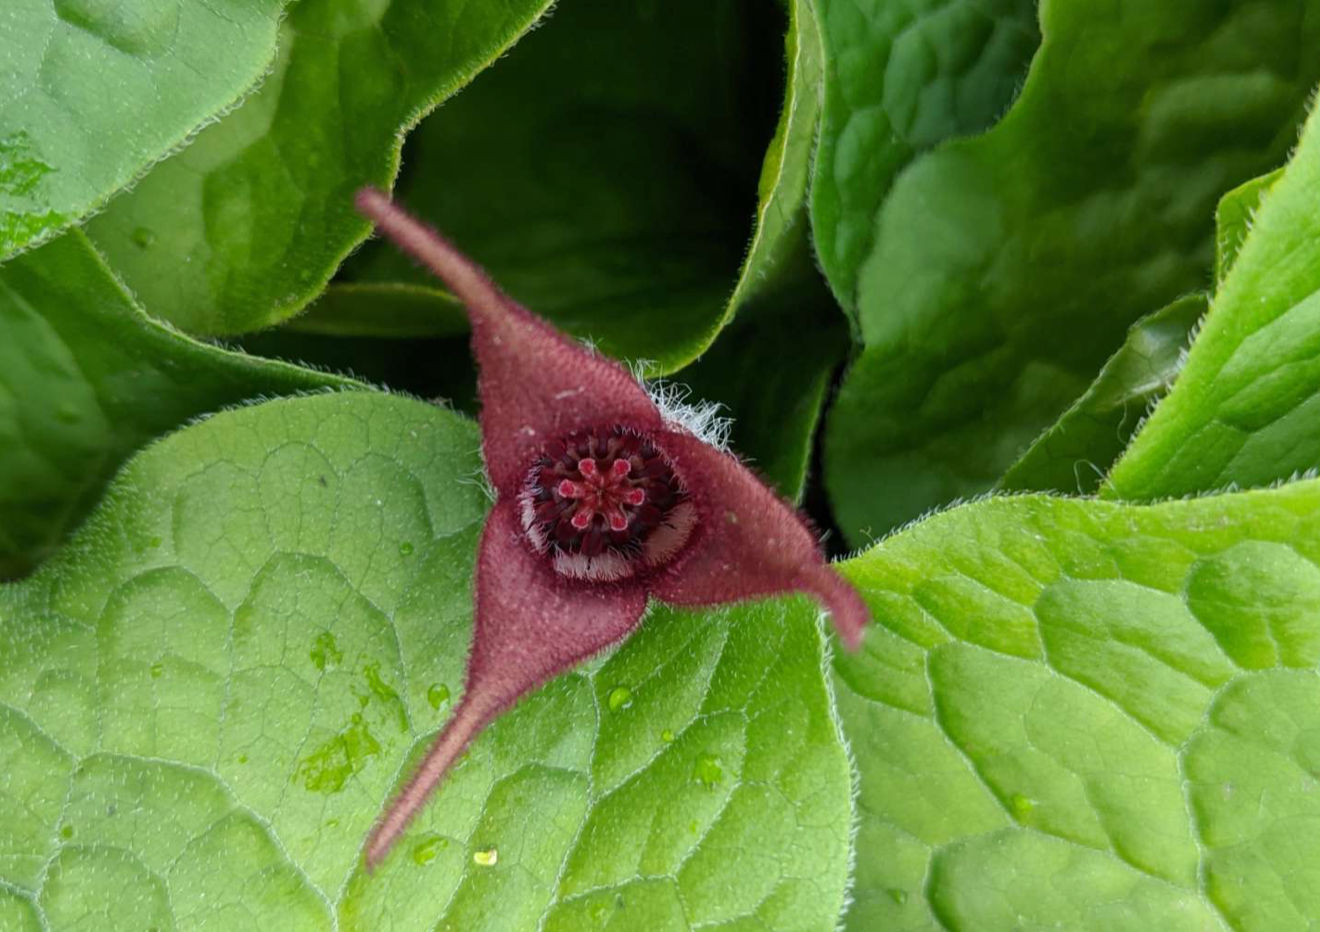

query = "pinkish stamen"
[521, 427, 689, 577]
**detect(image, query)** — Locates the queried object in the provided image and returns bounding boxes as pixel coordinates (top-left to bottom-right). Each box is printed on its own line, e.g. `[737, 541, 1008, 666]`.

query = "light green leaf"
[341, 0, 791, 372]
[1107, 100, 1320, 501]
[0, 0, 287, 259]
[808, 0, 1040, 315]
[1214, 167, 1285, 285]
[823, 0, 1320, 546]
[0, 230, 354, 579]
[998, 293, 1206, 495]
[0, 392, 852, 931]
[83, 0, 553, 335]
[834, 484, 1320, 931]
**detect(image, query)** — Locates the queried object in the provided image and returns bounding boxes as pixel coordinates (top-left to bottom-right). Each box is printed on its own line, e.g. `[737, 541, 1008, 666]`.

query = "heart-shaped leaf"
[0, 392, 853, 930]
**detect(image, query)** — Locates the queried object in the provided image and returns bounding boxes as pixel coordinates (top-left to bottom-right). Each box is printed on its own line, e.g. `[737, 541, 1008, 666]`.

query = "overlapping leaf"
[808, 0, 1040, 315]
[0, 392, 853, 931]
[1107, 104, 1320, 500]
[0, 231, 354, 578]
[83, 0, 554, 335]
[824, 0, 1320, 546]
[0, 0, 287, 258]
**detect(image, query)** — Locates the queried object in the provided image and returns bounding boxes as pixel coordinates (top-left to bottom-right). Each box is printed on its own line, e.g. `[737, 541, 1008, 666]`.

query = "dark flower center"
[520, 428, 695, 581]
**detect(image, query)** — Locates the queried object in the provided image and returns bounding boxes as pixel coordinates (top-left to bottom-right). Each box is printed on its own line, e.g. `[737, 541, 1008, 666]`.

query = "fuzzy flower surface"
[354, 189, 869, 869]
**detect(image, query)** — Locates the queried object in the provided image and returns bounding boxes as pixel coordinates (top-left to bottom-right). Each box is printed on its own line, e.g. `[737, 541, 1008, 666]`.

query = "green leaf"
[83, 0, 553, 335]
[0, 0, 287, 259]
[286, 284, 467, 339]
[340, 0, 786, 372]
[823, 0, 1320, 546]
[833, 484, 1320, 931]
[808, 0, 1040, 315]
[1107, 101, 1320, 501]
[998, 294, 1206, 495]
[0, 230, 354, 578]
[0, 392, 853, 930]
[1214, 167, 1285, 285]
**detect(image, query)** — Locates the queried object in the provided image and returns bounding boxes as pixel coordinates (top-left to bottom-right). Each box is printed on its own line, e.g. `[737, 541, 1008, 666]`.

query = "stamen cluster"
[521, 428, 692, 580]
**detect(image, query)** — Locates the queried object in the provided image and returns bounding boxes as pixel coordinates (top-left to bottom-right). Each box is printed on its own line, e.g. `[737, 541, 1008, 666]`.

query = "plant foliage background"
[4, 1, 1320, 929]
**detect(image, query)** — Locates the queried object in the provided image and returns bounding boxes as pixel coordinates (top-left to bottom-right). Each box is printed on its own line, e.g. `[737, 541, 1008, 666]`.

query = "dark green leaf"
[340, 0, 785, 372]
[998, 293, 1205, 495]
[824, 0, 1320, 545]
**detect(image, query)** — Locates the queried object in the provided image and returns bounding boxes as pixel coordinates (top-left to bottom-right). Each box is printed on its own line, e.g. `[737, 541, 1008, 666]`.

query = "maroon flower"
[355, 189, 869, 869]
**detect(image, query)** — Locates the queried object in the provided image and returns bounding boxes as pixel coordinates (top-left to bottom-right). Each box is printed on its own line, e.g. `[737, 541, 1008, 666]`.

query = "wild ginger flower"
[354, 189, 869, 869]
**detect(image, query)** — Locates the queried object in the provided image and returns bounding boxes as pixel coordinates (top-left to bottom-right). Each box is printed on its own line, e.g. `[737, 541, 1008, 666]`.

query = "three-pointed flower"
[355, 189, 869, 869]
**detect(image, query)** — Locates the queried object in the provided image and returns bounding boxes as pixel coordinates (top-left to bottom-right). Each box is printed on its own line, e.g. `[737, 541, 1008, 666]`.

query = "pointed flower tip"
[354, 191, 871, 868]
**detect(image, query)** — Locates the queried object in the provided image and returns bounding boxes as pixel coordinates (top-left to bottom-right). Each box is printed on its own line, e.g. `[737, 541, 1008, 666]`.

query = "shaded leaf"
[998, 294, 1205, 495]
[0, 392, 853, 931]
[0, 231, 353, 578]
[84, 0, 553, 335]
[0, 0, 287, 258]
[834, 484, 1320, 931]
[340, 0, 785, 372]
[1107, 101, 1320, 500]
[823, 0, 1320, 545]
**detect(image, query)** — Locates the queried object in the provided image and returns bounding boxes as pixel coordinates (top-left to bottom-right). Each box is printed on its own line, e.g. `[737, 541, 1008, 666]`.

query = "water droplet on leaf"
[661, 729, 674, 742]
[399, 541, 414, 556]
[473, 847, 498, 867]
[607, 686, 633, 711]
[411, 832, 449, 865]
[427, 683, 451, 710]
[132, 227, 157, 248]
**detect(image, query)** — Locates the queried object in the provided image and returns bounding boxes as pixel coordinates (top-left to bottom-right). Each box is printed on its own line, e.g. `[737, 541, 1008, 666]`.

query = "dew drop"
[237, 754, 248, 764]
[607, 686, 633, 712]
[131, 227, 157, 249]
[149, 662, 164, 679]
[399, 540, 414, 556]
[693, 754, 723, 788]
[661, 729, 675, 742]
[59, 824, 73, 840]
[411, 832, 449, 865]
[473, 847, 498, 867]
[147, 536, 162, 549]
[1010, 793, 1034, 819]
[427, 683, 451, 710]
[887, 888, 908, 905]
